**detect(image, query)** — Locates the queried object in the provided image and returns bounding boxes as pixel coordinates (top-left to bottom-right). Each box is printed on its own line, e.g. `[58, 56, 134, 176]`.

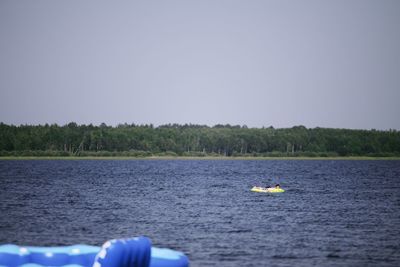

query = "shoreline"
[1, 156, 399, 160]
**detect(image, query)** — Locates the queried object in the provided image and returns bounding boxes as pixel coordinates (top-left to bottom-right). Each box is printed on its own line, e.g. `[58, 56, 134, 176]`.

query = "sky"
[0, 0, 399, 130]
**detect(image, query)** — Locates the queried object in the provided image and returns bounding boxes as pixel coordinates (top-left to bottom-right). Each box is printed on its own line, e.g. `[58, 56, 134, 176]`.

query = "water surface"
[1, 159, 399, 266]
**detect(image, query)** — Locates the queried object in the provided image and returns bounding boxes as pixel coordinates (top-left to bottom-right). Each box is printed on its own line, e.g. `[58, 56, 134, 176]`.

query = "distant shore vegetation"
[0, 123, 399, 158]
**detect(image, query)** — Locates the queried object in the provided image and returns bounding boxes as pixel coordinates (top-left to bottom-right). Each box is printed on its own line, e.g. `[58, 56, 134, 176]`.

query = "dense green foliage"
[0, 122, 399, 157]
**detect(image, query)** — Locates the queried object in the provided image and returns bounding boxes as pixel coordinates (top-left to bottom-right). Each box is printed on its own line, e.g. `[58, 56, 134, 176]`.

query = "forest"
[0, 122, 399, 157]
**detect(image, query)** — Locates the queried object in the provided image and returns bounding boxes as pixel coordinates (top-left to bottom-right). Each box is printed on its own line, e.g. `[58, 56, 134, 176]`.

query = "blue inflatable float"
[0, 237, 189, 267]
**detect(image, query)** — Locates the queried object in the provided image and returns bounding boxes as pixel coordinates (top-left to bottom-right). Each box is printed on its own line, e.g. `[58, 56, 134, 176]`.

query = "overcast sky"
[0, 0, 399, 129]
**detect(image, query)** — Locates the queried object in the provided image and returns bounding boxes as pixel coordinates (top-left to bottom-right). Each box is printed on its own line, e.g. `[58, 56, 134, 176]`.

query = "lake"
[0, 159, 399, 266]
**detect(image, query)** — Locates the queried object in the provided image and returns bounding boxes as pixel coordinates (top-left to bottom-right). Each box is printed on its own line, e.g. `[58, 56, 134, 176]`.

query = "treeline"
[0, 122, 399, 157]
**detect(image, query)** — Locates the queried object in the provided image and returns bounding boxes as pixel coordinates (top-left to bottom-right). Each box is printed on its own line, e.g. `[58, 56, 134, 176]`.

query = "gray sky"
[1, 0, 399, 129]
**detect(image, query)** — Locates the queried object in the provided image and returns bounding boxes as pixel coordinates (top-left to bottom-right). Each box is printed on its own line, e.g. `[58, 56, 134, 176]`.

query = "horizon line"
[0, 121, 398, 132]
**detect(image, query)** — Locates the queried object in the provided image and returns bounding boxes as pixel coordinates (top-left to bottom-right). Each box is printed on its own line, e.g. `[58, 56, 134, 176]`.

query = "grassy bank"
[1, 156, 399, 160]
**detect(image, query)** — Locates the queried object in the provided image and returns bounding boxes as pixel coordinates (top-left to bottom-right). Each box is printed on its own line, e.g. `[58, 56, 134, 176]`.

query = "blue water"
[0, 159, 399, 266]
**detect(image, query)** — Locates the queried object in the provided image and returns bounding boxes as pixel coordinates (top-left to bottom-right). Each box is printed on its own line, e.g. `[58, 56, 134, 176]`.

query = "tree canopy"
[0, 123, 399, 157]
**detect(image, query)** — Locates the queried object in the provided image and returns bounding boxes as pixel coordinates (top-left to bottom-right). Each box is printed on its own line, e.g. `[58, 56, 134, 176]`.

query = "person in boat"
[264, 184, 280, 192]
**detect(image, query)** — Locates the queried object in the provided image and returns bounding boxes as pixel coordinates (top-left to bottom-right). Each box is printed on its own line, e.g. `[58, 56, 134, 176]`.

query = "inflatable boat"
[0, 236, 188, 267]
[251, 186, 285, 193]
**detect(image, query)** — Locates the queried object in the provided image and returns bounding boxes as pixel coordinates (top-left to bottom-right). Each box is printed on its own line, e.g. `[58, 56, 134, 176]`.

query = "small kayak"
[251, 186, 285, 193]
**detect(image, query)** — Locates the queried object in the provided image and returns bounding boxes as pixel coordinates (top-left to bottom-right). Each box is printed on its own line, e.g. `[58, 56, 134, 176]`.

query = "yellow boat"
[251, 186, 285, 193]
